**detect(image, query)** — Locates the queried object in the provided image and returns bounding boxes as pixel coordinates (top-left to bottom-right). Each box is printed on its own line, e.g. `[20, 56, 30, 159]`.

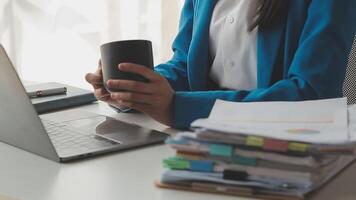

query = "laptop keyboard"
[42, 119, 118, 157]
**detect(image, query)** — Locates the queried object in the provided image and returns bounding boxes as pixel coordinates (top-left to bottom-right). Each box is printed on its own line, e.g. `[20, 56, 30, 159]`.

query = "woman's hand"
[107, 63, 175, 127]
[85, 60, 126, 109]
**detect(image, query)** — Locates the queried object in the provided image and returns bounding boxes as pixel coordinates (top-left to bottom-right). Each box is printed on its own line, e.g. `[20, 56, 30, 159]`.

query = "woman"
[86, 0, 356, 129]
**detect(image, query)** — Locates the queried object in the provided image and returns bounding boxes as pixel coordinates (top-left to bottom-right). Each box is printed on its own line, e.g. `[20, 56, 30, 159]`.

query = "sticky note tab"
[263, 139, 289, 152]
[233, 156, 257, 166]
[190, 160, 214, 172]
[246, 136, 264, 147]
[163, 157, 190, 169]
[209, 144, 234, 157]
[288, 142, 309, 152]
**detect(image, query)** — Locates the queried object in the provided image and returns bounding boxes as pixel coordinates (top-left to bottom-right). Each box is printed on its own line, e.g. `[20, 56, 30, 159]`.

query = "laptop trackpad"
[94, 117, 167, 144]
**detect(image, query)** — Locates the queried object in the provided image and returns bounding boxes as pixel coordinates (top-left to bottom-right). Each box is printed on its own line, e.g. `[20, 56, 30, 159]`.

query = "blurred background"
[0, 0, 183, 88]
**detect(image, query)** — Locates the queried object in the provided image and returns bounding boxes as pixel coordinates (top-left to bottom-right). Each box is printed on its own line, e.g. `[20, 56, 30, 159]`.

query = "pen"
[27, 87, 67, 98]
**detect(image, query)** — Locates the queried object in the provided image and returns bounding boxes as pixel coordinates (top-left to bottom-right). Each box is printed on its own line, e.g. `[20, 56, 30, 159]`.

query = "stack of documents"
[157, 98, 356, 199]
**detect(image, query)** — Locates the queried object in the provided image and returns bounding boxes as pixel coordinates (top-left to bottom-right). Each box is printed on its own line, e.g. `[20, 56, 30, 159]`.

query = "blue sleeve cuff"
[172, 91, 216, 129]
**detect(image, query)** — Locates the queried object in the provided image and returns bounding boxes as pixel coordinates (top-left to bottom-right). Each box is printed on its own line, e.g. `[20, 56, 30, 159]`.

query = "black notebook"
[25, 82, 97, 114]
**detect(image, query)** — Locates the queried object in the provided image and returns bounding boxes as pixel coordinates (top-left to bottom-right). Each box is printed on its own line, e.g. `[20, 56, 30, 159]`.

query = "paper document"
[192, 98, 350, 144]
[209, 98, 347, 125]
[348, 104, 356, 141]
[161, 170, 285, 190]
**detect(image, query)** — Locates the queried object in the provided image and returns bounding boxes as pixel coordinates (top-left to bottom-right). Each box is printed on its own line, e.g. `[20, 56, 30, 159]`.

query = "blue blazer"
[155, 0, 356, 129]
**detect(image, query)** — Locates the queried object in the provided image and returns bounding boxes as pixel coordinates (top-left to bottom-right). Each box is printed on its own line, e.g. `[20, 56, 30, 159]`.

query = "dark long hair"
[250, 0, 290, 31]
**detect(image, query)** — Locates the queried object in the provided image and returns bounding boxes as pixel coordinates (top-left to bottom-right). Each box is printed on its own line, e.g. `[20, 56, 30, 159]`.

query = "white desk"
[0, 102, 355, 200]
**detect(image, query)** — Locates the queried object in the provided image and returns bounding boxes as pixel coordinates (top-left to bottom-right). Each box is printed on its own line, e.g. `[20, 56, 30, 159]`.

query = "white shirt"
[209, 0, 259, 91]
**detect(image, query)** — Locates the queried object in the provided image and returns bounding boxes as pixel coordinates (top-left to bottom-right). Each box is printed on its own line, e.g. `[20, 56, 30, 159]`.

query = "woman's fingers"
[107, 79, 155, 94]
[118, 63, 160, 81]
[85, 73, 103, 88]
[110, 92, 154, 105]
[86, 60, 103, 87]
[97, 60, 103, 75]
[85, 73, 102, 83]
[95, 88, 110, 101]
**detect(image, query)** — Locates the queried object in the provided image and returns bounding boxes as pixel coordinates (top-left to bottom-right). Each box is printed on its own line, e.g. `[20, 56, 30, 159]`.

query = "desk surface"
[0, 102, 355, 200]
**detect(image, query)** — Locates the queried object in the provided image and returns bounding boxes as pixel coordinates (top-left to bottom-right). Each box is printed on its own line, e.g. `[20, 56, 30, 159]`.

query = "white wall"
[0, 0, 183, 89]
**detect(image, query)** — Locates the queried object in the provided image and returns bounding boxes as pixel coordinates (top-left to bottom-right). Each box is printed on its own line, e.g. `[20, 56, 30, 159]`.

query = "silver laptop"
[0, 44, 168, 162]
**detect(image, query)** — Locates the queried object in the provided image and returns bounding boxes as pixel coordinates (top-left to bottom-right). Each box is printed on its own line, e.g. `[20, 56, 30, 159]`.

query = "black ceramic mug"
[100, 40, 154, 92]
